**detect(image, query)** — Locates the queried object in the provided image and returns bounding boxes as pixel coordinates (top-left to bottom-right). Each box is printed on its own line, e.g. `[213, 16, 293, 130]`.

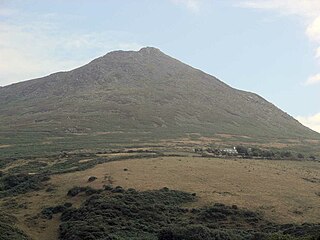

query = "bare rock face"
[0, 47, 318, 140]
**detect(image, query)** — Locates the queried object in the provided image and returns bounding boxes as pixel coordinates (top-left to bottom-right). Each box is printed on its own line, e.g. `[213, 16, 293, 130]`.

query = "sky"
[0, 0, 320, 133]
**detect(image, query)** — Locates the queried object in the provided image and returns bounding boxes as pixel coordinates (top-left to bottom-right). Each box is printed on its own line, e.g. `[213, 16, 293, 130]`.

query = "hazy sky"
[1, 0, 320, 132]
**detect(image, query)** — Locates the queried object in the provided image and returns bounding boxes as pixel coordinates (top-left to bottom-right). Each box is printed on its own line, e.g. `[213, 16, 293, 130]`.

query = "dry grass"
[3, 156, 320, 239]
[5, 180, 88, 240]
[0, 144, 12, 148]
[48, 156, 320, 223]
[96, 152, 147, 157]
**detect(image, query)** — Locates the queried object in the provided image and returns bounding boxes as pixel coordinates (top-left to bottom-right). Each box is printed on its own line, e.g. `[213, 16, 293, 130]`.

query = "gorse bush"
[41, 205, 70, 219]
[67, 186, 102, 197]
[158, 225, 250, 240]
[0, 173, 50, 198]
[57, 187, 320, 240]
[0, 211, 30, 240]
[59, 188, 196, 240]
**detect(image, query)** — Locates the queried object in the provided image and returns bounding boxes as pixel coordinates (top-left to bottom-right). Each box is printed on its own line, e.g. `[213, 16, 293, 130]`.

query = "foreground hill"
[1, 155, 320, 239]
[0, 47, 319, 157]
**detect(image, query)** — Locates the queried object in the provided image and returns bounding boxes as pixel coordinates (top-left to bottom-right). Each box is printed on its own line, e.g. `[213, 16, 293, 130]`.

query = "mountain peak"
[0, 47, 319, 146]
[95, 46, 165, 64]
[138, 46, 161, 54]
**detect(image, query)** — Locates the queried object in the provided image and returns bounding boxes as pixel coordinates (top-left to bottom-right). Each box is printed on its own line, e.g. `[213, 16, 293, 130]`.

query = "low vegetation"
[0, 173, 50, 198]
[67, 186, 102, 197]
[0, 151, 161, 199]
[41, 203, 73, 220]
[196, 145, 318, 161]
[0, 149, 318, 239]
[0, 211, 30, 240]
[54, 187, 320, 240]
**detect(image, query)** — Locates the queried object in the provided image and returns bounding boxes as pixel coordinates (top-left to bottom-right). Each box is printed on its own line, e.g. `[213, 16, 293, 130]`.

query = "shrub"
[104, 185, 113, 191]
[67, 186, 102, 197]
[88, 176, 97, 182]
[64, 202, 73, 208]
[0, 211, 30, 240]
[236, 146, 248, 156]
[158, 225, 250, 240]
[309, 155, 316, 160]
[41, 205, 67, 219]
[59, 188, 196, 239]
[280, 151, 292, 159]
[261, 150, 275, 159]
[85, 188, 102, 196]
[46, 187, 55, 192]
[111, 186, 125, 193]
[297, 153, 304, 159]
[67, 186, 84, 197]
[0, 173, 50, 198]
[58, 188, 320, 240]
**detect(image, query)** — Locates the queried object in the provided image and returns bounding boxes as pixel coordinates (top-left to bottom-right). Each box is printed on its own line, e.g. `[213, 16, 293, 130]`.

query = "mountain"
[0, 47, 319, 156]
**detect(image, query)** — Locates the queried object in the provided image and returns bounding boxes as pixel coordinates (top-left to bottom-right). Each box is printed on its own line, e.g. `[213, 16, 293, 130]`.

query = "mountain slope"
[0, 47, 319, 155]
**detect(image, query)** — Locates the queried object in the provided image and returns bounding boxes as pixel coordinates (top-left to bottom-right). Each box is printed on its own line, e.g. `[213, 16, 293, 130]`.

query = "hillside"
[0, 48, 320, 239]
[0, 47, 319, 157]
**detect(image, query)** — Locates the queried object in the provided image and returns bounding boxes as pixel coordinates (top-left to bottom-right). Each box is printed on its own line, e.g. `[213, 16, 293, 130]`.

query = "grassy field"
[1, 131, 320, 159]
[49, 156, 320, 223]
[1, 155, 318, 239]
